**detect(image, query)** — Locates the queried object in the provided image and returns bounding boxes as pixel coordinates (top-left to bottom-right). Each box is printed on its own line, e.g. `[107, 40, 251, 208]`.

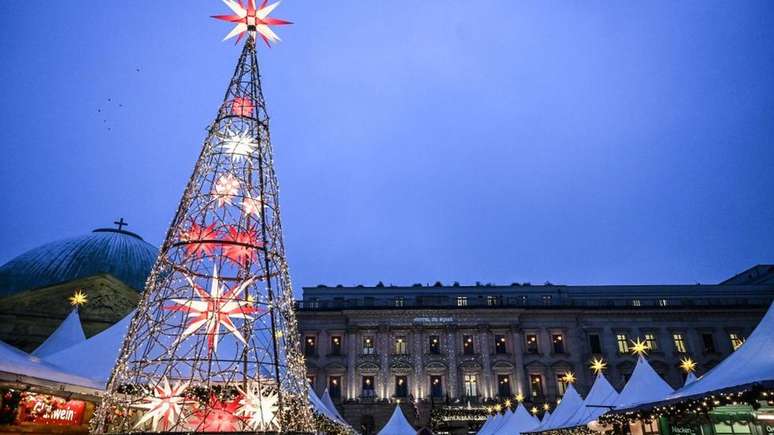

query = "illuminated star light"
[680, 357, 697, 373]
[213, 0, 292, 46]
[214, 173, 241, 206]
[241, 193, 263, 218]
[164, 266, 259, 354]
[515, 393, 524, 403]
[179, 222, 220, 257]
[236, 382, 279, 430]
[630, 337, 650, 356]
[590, 357, 608, 374]
[69, 290, 88, 307]
[530, 406, 538, 415]
[231, 96, 255, 117]
[133, 377, 189, 431]
[561, 371, 576, 384]
[219, 128, 259, 162]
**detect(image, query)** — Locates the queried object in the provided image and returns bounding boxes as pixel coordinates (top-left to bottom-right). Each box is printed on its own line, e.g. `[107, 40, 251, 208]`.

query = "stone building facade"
[295, 266, 774, 434]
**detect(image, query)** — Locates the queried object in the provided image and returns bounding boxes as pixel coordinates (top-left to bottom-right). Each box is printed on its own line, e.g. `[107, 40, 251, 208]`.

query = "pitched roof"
[491, 404, 540, 435]
[0, 339, 101, 391]
[538, 385, 584, 430]
[615, 356, 674, 409]
[309, 385, 350, 428]
[320, 388, 347, 423]
[32, 308, 86, 357]
[377, 405, 416, 435]
[563, 373, 619, 428]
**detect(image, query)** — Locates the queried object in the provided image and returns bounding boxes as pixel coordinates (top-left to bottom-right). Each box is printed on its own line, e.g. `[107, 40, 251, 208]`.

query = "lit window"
[464, 374, 478, 397]
[463, 335, 475, 355]
[430, 376, 443, 398]
[541, 295, 552, 305]
[673, 333, 687, 353]
[394, 296, 405, 307]
[529, 374, 543, 398]
[330, 336, 342, 355]
[363, 336, 375, 354]
[457, 296, 468, 307]
[362, 376, 375, 397]
[394, 336, 408, 354]
[495, 335, 507, 354]
[644, 333, 658, 351]
[556, 374, 568, 396]
[394, 376, 408, 397]
[328, 376, 341, 399]
[658, 299, 668, 307]
[552, 334, 565, 354]
[526, 334, 539, 354]
[497, 375, 511, 398]
[429, 335, 441, 354]
[305, 336, 317, 356]
[632, 299, 641, 307]
[729, 333, 745, 351]
[616, 333, 629, 353]
[487, 295, 499, 306]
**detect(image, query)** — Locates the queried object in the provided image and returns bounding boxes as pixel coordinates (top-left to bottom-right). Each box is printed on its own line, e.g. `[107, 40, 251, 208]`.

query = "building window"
[487, 295, 500, 306]
[556, 374, 569, 396]
[307, 298, 319, 309]
[463, 335, 475, 355]
[495, 335, 507, 354]
[525, 334, 539, 354]
[394, 376, 408, 397]
[429, 335, 441, 354]
[519, 295, 528, 305]
[394, 336, 408, 355]
[616, 333, 629, 354]
[529, 374, 543, 398]
[464, 374, 478, 397]
[394, 296, 405, 307]
[541, 295, 552, 305]
[363, 336, 375, 354]
[330, 336, 342, 355]
[589, 334, 602, 354]
[552, 334, 565, 354]
[632, 299, 641, 307]
[729, 333, 745, 350]
[644, 333, 658, 351]
[497, 375, 511, 398]
[305, 336, 317, 357]
[307, 375, 316, 388]
[430, 376, 443, 398]
[457, 296, 468, 307]
[673, 333, 687, 353]
[714, 421, 752, 434]
[362, 376, 375, 398]
[658, 299, 668, 307]
[702, 333, 716, 353]
[328, 376, 341, 399]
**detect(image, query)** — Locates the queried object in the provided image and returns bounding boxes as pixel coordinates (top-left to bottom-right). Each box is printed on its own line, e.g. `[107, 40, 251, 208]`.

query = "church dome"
[0, 228, 158, 296]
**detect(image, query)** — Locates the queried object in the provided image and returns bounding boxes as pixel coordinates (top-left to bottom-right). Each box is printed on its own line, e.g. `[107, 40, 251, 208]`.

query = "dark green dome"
[0, 228, 158, 296]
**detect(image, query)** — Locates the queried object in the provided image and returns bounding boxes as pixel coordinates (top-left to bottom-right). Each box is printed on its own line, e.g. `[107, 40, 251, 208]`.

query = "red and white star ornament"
[231, 96, 255, 117]
[179, 222, 220, 257]
[222, 226, 263, 265]
[214, 173, 241, 206]
[213, 0, 292, 46]
[164, 266, 260, 354]
[236, 382, 279, 430]
[133, 377, 189, 431]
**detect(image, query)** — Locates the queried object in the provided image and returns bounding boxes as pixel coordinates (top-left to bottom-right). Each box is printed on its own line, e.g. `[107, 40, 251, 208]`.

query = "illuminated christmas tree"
[93, 2, 312, 432]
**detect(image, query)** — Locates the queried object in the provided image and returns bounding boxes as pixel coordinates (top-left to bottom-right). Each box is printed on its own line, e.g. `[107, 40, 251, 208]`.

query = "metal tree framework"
[92, 35, 312, 433]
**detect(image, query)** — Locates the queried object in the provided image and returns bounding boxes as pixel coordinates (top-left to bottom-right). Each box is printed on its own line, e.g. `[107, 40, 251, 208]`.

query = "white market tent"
[320, 387, 348, 424]
[540, 411, 551, 425]
[536, 385, 584, 430]
[477, 415, 495, 435]
[614, 356, 674, 409]
[309, 385, 351, 428]
[561, 373, 619, 429]
[683, 372, 698, 387]
[484, 410, 513, 435]
[491, 404, 540, 435]
[32, 309, 86, 357]
[665, 302, 774, 401]
[0, 339, 101, 393]
[43, 310, 134, 386]
[377, 405, 416, 435]
[478, 412, 504, 435]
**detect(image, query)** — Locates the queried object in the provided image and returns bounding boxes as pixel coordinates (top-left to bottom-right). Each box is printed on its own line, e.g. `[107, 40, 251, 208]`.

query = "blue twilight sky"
[0, 1, 772, 290]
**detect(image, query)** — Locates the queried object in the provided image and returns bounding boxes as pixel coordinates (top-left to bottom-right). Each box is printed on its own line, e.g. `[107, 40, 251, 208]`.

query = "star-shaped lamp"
[630, 338, 649, 356]
[69, 290, 88, 307]
[590, 357, 608, 374]
[680, 357, 697, 373]
[561, 371, 576, 384]
[213, 0, 292, 46]
[530, 406, 538, 415]
[515, 393, 524, 403]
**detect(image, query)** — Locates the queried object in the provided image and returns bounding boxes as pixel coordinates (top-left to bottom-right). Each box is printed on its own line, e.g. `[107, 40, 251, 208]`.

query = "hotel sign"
[413, 316, 454, 324]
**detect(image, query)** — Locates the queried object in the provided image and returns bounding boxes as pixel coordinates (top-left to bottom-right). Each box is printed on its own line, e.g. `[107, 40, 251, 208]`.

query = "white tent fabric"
[667, 302, 774, 400]
[481, 410, 512, 435]
[492, 404, 540, 435]
[537, 385, 583, 430]
[477, 415, 495, 435]
[377, 405, 415, 435]
[540, 411, 551, 425]
[478, 412, 502, 435]
[320, 387, 347, 424]
[614, 356, 674, 409]
[43, 310, 134, 386]
[683, 372, 698, 387]
[32, 309, 86, 357]
[309, 385, 350, 428]
[562, 373, 619, 429]
[0, 340, 101, 390]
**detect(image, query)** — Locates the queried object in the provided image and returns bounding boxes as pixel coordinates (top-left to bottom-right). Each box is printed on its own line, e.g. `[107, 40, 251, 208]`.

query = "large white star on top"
[213, 0, 292, 46]
[164, 266, 260, 354]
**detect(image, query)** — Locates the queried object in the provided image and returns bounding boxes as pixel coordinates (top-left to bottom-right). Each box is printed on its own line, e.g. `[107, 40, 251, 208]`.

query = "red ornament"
[231, 97, 255, 117]
[221, 226, 263, 265]
[186, 395, 243, 432]
[179, 223, 220, 257]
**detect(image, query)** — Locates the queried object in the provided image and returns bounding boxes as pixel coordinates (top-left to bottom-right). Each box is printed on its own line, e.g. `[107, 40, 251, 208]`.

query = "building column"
[511, 325, 527, 397]
[413, 327, 423, 398]
[379, 324, 390, 399]
[347, 327, 357, 400]
[446, 326, 458, 398]
[479, 325, 494, 399]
